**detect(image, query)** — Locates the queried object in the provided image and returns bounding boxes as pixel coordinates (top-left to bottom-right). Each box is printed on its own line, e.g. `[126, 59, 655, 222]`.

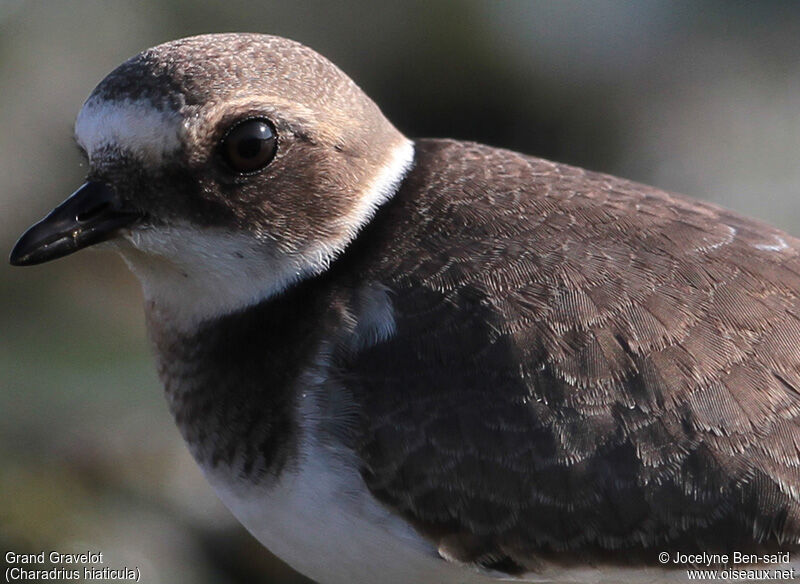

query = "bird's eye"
[220, 118, 277, 173]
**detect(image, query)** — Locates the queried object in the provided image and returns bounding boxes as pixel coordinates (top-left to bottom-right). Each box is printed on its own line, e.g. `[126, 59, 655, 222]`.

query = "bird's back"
[328, 138, 800, 574]
[20, 31, 800, 584]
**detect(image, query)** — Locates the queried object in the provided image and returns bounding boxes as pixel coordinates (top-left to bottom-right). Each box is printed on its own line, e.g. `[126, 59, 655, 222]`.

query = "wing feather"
[333, 139, 800, 572]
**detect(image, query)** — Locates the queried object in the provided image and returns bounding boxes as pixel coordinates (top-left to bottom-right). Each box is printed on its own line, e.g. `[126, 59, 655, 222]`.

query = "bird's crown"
[50, 33, 414, 326]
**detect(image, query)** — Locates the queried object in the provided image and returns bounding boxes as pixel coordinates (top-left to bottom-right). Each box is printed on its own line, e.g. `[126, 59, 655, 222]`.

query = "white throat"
[118, 139, 414, 329]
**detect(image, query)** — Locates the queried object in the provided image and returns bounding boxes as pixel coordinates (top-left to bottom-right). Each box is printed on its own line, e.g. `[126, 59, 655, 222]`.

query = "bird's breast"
[196, 373, 488, 584]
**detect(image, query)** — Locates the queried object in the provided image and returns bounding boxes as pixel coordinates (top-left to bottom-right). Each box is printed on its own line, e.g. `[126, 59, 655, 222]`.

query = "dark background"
[2, 2, 800, 582]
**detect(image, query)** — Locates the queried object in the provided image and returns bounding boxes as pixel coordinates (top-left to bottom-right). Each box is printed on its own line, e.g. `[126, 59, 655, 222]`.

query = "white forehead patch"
[74, 98, 184, 164]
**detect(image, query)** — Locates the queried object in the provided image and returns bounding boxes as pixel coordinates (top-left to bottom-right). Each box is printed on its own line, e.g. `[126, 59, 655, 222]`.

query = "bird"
[10, 33, 800, 584]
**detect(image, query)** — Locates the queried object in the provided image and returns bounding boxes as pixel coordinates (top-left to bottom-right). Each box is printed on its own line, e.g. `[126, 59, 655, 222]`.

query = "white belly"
[187, 356, 782, 584]
[202, 435, 798, 584]
[201, 430, 491, 584]
[200, 422, 735, 584]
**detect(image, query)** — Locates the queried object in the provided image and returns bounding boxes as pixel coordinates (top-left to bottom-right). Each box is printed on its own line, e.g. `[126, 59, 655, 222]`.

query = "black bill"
[9, 181, 141, 266]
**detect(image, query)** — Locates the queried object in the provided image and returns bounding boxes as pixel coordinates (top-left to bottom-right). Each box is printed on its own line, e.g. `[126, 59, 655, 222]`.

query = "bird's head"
[11, 33, 413, 325]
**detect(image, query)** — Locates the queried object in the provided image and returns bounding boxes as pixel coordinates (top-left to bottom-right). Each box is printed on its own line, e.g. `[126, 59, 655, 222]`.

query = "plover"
[10, 33, 800, 584]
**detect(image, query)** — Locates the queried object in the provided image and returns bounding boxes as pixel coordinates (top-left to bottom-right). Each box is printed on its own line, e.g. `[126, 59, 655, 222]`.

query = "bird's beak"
[9, 181, 142, 266]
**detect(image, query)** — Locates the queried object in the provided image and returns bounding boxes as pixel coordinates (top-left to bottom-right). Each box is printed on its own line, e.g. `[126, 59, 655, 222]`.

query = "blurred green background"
[2, 1, 800, 582]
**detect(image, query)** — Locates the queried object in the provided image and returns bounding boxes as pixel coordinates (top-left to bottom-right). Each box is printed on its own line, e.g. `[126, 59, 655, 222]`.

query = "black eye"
[221, 118, 277, 173]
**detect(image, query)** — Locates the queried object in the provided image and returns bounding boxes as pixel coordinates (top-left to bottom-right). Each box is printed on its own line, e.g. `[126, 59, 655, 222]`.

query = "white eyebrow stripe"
[74, 98, 184, 164]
